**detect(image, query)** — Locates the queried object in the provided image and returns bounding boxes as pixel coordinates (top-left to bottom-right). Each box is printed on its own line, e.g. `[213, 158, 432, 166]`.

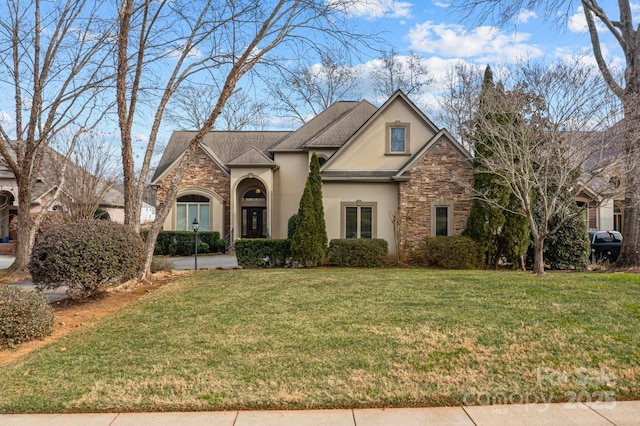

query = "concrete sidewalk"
[0, 401, 638, 425]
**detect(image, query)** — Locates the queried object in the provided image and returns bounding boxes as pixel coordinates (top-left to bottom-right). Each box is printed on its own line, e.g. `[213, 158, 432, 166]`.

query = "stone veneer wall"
[156, 154, 230, 236]
[398, 139, 473, 253]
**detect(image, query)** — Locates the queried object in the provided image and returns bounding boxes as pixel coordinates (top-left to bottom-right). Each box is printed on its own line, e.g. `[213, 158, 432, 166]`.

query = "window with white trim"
[342, 201, 376, 238]
[176, 194, 210, 231]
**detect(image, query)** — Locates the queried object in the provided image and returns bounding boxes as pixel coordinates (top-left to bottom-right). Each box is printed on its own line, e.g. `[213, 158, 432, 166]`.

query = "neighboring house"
[0, 146, 125, 243]
[141, 201, 156, 223]
[151, 91, 474, 258]
[576, 124, 626, 232]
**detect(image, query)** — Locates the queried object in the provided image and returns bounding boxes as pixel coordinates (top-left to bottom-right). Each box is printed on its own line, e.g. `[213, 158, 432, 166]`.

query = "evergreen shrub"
[236, 239, 291, 268]
[328, 239, 388, 267]
[411, 236, 483, 269]
[543, 213, 590, 270]
[287, 214, 297, 239]
[0, 286, 54, 348]
[29, 220, 146, 300]
[291, 153, 327, 266]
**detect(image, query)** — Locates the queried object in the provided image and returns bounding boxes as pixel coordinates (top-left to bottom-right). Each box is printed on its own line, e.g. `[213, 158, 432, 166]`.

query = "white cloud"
[516, 9, 537, 24]
[134, 133, 149, 143]
[434, 1, 450, 8]
[568, 7, 588, 33]
[407, 21, 543, 63]
[327, 0, 412, 20]
[166, 43, 203, 59]
[0, 111, 12, 125]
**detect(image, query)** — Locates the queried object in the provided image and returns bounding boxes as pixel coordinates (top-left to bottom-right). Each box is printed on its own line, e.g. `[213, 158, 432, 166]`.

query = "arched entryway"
[237, 178, 268, 238]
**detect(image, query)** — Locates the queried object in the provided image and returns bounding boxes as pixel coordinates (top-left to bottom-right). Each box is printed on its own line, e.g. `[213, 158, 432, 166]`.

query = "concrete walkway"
[0, 401, 639, 425]
[0, 255, 238, 303]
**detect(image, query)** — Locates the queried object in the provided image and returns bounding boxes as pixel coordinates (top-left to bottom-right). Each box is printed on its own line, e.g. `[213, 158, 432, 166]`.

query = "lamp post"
[192, 217, 199, 270]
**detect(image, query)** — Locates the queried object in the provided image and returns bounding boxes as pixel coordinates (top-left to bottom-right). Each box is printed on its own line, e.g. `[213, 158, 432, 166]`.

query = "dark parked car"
[588, 230, 622, 263]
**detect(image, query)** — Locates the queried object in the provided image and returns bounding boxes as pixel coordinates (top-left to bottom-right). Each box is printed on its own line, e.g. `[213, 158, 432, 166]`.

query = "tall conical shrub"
[291, 153, 327, 266]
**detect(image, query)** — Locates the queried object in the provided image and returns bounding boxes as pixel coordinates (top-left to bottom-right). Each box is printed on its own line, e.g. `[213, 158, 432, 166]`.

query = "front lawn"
[1, 269, 639, 412]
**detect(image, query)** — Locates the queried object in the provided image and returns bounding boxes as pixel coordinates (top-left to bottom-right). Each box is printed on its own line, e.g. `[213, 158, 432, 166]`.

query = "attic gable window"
[386, 121, 410, 155]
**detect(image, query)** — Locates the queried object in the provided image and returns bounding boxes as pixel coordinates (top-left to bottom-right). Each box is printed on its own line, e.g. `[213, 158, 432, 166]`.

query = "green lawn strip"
[0, 269, 638, 412]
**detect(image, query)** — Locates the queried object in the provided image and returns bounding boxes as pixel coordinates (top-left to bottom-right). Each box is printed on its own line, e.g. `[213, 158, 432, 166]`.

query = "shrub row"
[410, 236, 483, 269]
[235, 239, 291, 268]
[29, 220, 147, 300]
[143, 231, 225, 256]
[236, 238, 391, 268]
[328, 239, 388, 267]
[0, 285, 54, 349]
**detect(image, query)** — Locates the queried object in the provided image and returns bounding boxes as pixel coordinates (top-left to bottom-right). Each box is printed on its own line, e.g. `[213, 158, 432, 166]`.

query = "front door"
[243, 207, 265, 238]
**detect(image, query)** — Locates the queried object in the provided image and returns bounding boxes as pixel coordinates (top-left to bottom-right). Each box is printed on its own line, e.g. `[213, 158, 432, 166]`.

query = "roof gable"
[227, 147, 276, 168]
[322, 90, 443, 173]
[395, 129, 472, 179]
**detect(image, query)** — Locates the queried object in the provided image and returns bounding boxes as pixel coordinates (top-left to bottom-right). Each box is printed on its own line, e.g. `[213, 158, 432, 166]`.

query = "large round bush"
[0, 285, 54, 348]
[29, 220, 146, 300]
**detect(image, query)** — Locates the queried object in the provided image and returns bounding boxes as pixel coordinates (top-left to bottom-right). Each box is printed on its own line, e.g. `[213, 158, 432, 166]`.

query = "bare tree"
[49, 134, 120, 222]
[452, 0, 640, 267]
[115, 0, 376, 277]
[371, 49, 434, 104]
[164, 85, 267, 130]
[267, 52, 360, 124]
[435, 62, 484, 152]
[472, 59, 620, 274]
[0, 0, 114, 270]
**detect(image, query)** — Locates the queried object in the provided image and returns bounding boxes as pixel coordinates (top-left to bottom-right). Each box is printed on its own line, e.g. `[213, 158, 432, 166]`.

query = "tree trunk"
[10, 187, 35, 271]
[142, 220, 164, 279]
[617, 97, 640, 268]
[532, 236, 545, 275]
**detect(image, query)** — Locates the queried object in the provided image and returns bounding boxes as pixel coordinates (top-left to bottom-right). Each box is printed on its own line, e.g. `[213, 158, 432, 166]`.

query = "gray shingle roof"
[152, 131, 290, 181]
[0, 145, 125, 207]
[271, 101, 377, 151]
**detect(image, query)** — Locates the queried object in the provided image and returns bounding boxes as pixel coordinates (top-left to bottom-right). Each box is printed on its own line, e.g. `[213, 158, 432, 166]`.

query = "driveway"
[0, 255, 238, 303]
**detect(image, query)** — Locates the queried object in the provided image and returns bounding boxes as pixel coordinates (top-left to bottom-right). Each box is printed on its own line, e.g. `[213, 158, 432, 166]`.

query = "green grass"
[1, 269, 639, 412]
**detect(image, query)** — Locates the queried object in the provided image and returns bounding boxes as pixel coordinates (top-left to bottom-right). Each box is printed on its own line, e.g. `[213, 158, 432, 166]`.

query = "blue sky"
[254, 0, 629, 129]
[345, 0, 625, 64]
[0, 0, 631, 162]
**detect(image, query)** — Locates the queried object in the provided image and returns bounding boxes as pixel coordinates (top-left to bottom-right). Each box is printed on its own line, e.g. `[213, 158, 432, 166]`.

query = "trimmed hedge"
[29, 220, 147, 300]
[0, 285, 54, 349]
[328, 239, 388, 267]
[411, 236, 483, 269]
[236, 239, 291, 268]
[144, 231, 225, 256]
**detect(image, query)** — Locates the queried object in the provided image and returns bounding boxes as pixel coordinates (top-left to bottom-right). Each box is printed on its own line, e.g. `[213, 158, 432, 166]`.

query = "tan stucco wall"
[322, 182, 399, 258]
[326, 98, 437, 172]
[271, 152, 309, 238]
[104, 207, 125, 224]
